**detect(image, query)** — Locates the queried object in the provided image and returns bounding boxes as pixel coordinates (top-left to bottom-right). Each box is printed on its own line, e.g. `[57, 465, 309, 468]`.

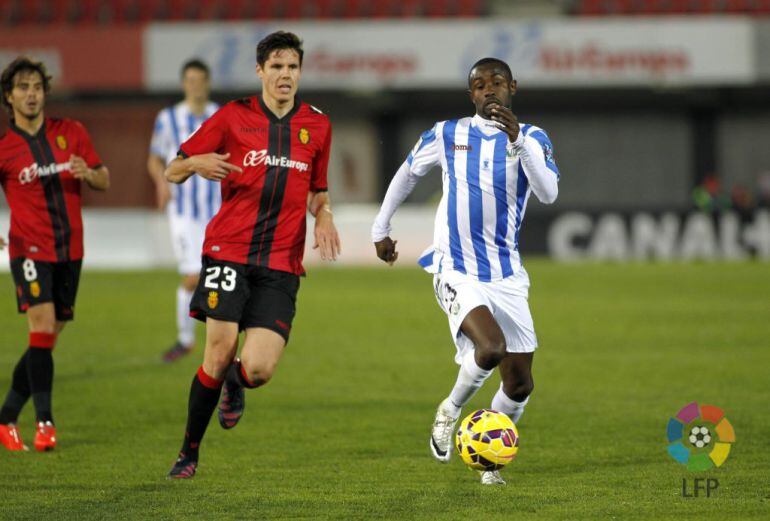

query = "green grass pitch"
[0, 261, 768, 519]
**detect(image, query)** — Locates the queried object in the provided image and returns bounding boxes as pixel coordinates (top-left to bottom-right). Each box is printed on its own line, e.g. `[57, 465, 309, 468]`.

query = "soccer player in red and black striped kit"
[0, 57, 110, 451]
[164, 31, 341, 478]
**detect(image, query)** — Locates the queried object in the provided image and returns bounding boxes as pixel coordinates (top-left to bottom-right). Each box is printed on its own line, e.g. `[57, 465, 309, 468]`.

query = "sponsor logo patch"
[243, 149, 309, 172]
[18, 162, 71, 185]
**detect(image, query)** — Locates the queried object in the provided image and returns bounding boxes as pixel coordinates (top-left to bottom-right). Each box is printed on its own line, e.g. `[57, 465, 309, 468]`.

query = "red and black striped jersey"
[178, 96, 331, 275]
[0, 118, 102, 262]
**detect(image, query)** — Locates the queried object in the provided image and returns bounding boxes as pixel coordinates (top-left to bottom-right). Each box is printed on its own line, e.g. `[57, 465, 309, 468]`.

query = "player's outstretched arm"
[70, 154, 110, 191]
[165, 152, 242, 184]
[371, 162, 421, 265]
[309, 191, 341, 261]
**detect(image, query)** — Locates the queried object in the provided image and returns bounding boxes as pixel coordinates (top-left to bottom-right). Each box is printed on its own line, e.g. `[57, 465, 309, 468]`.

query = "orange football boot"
[33, 421, 56, 452]
[0, 423, 28, 451]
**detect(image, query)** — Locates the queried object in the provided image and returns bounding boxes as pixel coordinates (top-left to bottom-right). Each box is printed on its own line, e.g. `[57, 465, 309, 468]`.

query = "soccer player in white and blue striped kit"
[372, 58, 559, 485]
[147, 59, 221, 362]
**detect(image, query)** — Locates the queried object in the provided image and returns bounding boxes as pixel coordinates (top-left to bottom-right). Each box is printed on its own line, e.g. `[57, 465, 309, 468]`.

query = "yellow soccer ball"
[455, 409, 519, 471]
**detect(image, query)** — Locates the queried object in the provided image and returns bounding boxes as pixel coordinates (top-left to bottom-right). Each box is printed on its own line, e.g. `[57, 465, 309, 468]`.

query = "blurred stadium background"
[2, 0, 770, 268]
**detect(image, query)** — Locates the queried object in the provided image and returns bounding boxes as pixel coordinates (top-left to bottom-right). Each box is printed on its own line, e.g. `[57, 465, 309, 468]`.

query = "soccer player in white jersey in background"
[372, 57, 559, 485]
[147, 59, 221, 362]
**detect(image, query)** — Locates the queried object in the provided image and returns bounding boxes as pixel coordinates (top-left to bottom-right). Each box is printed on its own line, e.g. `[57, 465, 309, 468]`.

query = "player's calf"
[503, 378, 534, 403]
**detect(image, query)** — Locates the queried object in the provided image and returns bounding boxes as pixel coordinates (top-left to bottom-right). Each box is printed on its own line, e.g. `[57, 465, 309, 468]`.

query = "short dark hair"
[1, 56, 52, 113]
[468, 57, 513, 86]
[256, 31, 304, 67]
[180, 58, 210, 79]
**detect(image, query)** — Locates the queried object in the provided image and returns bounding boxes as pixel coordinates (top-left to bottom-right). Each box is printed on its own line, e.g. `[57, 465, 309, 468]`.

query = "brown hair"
[256, 31, 304, 67]
[1, 56, 52, 113]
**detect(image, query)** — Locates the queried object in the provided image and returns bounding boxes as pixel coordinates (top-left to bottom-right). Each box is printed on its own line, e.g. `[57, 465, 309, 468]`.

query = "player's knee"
[27, 305, 57, 334]
[475, 337, 507, 369]
[28, 318, 56, 335]
[240, 359, 276, 388]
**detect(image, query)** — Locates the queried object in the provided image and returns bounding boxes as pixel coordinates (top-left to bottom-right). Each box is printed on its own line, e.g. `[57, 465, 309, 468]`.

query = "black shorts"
[190, 256, 300, 342]
[10, 257, 82, 321]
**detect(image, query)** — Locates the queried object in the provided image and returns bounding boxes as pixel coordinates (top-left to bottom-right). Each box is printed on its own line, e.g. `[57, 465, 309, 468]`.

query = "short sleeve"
[311, 124, 331, 192]
[74, 121, 102, 169]
[405, 125, 440, 176]
[178, 105, 228, 158]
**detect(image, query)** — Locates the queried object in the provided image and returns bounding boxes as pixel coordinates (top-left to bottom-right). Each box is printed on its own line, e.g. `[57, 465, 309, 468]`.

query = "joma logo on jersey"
[18, 162, 71, 185]
[453, 144, 473, 151]
[243, 150, 309, 172]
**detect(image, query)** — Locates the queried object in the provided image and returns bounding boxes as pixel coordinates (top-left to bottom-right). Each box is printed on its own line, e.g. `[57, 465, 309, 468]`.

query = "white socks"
[491, 383, 529, 424]
[446, 349, 493, 418]
[176, 286, 195, 347]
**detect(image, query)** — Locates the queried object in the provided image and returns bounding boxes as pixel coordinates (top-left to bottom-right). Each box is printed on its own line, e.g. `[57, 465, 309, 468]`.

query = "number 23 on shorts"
[204, 265, 238, 291]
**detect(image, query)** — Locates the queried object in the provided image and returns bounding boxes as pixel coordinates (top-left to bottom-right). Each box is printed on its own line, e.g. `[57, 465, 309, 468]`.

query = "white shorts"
[432, 268, 538, 364]
[169, 214, 207, 275]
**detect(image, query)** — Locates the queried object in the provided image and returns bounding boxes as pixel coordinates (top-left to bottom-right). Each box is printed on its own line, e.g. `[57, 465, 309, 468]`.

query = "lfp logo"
[666, 402, 735, 472]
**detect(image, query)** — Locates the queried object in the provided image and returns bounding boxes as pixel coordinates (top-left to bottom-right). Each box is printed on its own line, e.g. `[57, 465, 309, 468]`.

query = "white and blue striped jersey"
[150, 101, 221, 223]
[372, 114, 559, 282]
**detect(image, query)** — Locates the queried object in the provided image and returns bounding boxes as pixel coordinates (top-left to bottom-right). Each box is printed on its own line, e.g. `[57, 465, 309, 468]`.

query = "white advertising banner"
[145, 18, 755, 90]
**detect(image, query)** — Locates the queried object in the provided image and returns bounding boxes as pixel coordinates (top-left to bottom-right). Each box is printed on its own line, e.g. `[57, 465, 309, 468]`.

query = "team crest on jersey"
[30, 281, 41, 298]
[56, 135, 67, 150]
[298, 127, 310, 144]
[207, 291, 219, 309]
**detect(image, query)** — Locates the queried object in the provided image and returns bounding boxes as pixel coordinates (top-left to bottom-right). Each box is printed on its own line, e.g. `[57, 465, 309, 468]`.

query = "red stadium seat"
[0, 0, 489, 24]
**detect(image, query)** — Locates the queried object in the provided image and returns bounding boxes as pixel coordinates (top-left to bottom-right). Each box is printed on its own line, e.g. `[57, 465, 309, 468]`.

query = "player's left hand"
[313, 211, 341, 261]
[490, 104, 520, 143]
[70, 154, 92, 182]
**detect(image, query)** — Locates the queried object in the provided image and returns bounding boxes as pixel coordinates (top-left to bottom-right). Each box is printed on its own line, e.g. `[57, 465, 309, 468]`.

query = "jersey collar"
[256, 95, 301, 124]
[10, 118, 46, 139]
[471, 113, 502, 137]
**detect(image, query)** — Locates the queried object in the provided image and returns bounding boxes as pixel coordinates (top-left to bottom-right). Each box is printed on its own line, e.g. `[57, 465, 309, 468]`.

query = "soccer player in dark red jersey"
[164, 31, 340, 479]
[0, 57, 109, 452]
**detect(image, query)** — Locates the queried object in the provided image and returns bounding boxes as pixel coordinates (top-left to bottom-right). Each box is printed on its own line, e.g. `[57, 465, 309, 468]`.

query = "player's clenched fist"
[490, 104, 520, 143]
[375, 237, 399, 265]
[192, 152, 243, 181]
